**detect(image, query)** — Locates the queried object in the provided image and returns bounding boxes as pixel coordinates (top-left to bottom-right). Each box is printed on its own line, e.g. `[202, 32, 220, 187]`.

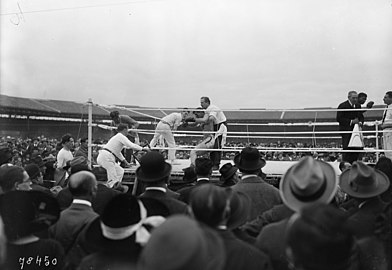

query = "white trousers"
[383, 130, 392, 160]
[190, 136, 215, 166]
[97, 150, 124, 188]
[150, 122, 176, 161]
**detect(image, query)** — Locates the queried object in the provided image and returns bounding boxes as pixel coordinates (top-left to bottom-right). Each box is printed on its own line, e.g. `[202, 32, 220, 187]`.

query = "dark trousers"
[210, 122, 227, 167]
[341, 134, 360, 164]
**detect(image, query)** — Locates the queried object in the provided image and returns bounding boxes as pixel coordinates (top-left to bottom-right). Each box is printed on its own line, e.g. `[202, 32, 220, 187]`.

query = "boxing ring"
[84, 99, 389, 188]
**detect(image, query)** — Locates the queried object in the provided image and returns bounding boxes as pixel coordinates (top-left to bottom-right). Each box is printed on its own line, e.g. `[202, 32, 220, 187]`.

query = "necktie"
[382, 107, 387, 124]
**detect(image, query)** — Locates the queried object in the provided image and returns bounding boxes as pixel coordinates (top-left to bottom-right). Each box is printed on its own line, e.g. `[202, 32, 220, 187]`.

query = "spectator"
[54, 134, 74, 186]
[218, 163, 239, 187]
[0, 165, 32, 193]
[232, 147, 281, 221]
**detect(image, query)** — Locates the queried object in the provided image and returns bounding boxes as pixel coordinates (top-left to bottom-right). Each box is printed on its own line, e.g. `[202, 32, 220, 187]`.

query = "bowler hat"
[280, 156, 337, 212]
[136, 152, 172, 182]
[227, 190, 251, 230]
[138, 215, 226, 270]
[234, 147, 266, 171]
[339, 161, 390, 198]
[219, 163, 238, 182]
[85, 194, 168, 253]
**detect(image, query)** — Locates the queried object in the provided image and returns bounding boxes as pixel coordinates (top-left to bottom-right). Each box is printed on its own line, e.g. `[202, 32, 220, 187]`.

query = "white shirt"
[206, 104, 226, 124]
[161, 113, 183, 130]
[56, 148, 73, 169]
[104, 133, 142, 160]
[383, 104, 392, 129]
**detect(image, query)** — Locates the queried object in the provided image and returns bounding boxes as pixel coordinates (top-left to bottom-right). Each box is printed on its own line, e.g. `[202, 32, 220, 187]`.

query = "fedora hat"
[234, 147, 266, 171]
[183, 166, 197, 183]
[280, 156, 337, 212]
[339, 161, 390, 198]
[136, 152, 171, 182]
[85, 194, 168, 253]
[227, 190, 251, 230]
[219, 163, 238, 182]
[138, 215, 226, 270]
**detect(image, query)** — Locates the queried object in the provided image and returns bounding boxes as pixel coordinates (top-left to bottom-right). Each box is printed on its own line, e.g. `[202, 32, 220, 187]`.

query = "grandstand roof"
[0, 94, 384, 123]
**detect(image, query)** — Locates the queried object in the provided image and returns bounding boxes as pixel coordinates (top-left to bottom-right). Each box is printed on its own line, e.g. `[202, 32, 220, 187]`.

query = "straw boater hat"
[234, 147, 266, 171]
[280, 156, 338, 212]
[339, 161, 390, 199]
[136, 152, 171, 182]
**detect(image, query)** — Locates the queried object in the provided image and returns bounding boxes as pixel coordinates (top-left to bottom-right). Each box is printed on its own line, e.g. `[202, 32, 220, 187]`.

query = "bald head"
[68, 171, 97, 199]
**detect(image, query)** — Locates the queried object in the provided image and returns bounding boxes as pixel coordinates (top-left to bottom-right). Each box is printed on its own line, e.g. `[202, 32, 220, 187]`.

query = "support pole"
[87, 98, 93, 167]
[375, 122, 379, 162]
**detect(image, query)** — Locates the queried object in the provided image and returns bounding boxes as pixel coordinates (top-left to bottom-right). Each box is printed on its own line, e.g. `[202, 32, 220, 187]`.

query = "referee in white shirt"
[195, 97, 227, 170]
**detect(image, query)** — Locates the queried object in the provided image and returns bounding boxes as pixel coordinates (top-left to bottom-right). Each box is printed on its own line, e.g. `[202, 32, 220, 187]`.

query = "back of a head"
[286, 203, 357, 270]
[195, 158, 213, 177]
[190, 184, 230, 228]
[110, 111, 119, 119]
[92, 166, 108, 182]
[68, 171, 97, 198]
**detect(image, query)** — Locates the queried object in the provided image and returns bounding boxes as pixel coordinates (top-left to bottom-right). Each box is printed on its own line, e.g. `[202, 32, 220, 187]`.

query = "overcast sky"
[1, 0, 392, 110]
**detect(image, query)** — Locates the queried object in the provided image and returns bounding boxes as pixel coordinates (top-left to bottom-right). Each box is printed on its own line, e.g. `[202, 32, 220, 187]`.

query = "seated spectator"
[190, 184, 273, 270]
[0, 190, 64, 270]
[255, 156, 338, 270]
[79, 194, 168, 269]
[24, 163, 52, 195]
[340, 162, 390, 239]
[138, 215, 226, 270]
[286, 203, 361, 270]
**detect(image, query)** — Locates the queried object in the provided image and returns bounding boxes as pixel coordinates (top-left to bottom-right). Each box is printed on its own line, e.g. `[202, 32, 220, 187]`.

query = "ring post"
[375, 122, 379, 162]
[87, 98, 93, 167]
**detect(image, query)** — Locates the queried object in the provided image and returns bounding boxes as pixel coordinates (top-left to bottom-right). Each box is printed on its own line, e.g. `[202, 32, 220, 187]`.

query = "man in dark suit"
[336, 90, 364, 164]
[232, 147, 281, 221]
[136, 151, 188, 215]
[49, 171, 99, 269]
[178, 157, 213, 204]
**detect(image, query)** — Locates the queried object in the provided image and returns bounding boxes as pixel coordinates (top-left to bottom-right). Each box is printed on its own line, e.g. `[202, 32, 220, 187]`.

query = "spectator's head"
[280, 156, 338, 212]
[200, 96, 211, 109]
[0, 165, 32, 193]
[219, 163, 239, 186]
[234, 147, 266, 175]
[68, 171, 97, 201]
[60, 134, 74, 150]
[340, 161, 389, 200]
[79, 137, 88, 148]
[195, 158, 213, 178]
[339, 161, 351, 172]
[0, 142, 12, 166]
[92, 166, 108, 183]
[193, 107, 205, 118]
[136, 152, 172, 185]
[24, 164, 43, 184]
[84, 194, 168, 253]
[109, 110, 120, 119]
[347, 90, 358, 105]
[375, 157, 392, 199]
[286, 203, 358, 270]
[190, 184, 231, 228]
[358, 92, 367, 105]
[138, 215, 226, 270]
[65, 156, 90, 175]
[182, 166, 197, 183]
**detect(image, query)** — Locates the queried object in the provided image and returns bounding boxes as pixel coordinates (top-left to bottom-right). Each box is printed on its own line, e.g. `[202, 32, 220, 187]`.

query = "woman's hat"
[339, 161, 390, 198]
[227, 190, 251, 230]
[84, 194, 168, 253]
[280, 156, 338, 212]
[138, 215, 226, 270]
[219, 163, 238, 182]
[136, 152, 172, 182]
[234, 147, 266, 171]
